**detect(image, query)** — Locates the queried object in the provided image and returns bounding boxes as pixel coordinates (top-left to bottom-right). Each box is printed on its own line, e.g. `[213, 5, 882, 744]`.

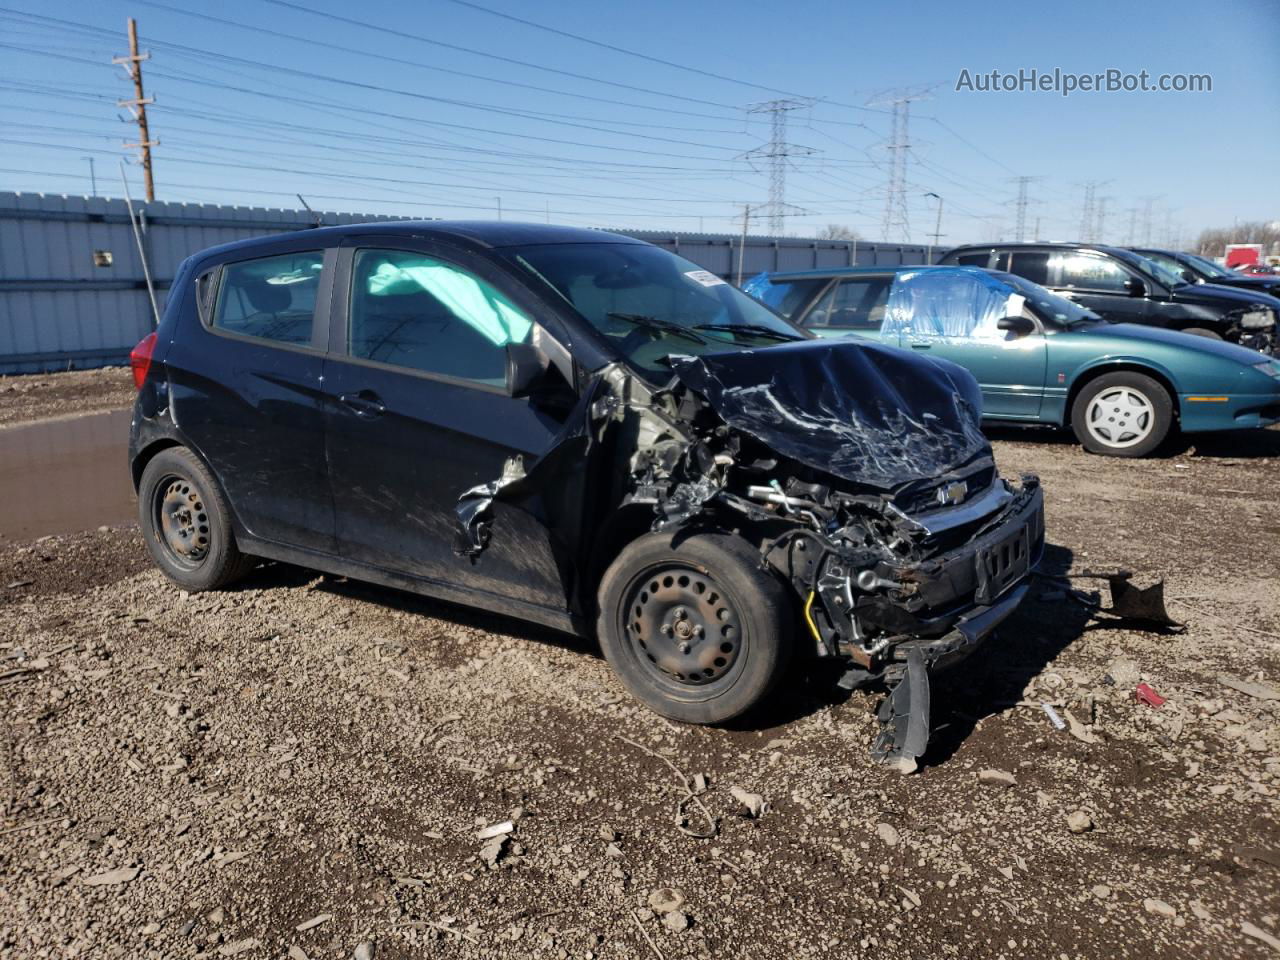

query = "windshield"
[1141, 250, 1206, 283]
[1184, 253, 1230, 279]
[996, 272, 1101, 328]
[502, 242, 806, 377]
[1120, 249, 1188, 288]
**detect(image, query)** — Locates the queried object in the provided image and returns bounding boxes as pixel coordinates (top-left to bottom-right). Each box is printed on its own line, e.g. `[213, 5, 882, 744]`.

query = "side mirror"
[1124, 277, 1147, 297]
[505, 341, 546, 399]
[996, 315, 1036, 336]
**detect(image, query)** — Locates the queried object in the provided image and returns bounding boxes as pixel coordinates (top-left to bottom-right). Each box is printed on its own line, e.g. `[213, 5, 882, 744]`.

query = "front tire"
[138, 447, 256, 591]
[596, 531, 792, 724]
[1070, 371, 1173, 458]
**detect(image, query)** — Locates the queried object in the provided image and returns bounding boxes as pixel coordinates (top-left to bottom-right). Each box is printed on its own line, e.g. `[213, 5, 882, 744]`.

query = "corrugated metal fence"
[0, 191, 932, 374]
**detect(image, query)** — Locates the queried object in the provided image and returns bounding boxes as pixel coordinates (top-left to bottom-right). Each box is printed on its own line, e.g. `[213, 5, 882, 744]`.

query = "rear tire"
[596, 531, 792, 724]
[138, 447, 256, 591]
[1070, 371, 1173, 458]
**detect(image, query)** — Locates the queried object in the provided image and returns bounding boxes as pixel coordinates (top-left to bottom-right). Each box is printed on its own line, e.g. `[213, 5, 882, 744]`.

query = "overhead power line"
[438, 0, 817, 100]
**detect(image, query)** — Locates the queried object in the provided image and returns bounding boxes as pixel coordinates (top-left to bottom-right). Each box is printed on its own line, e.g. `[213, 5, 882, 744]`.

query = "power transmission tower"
[1009, 176, 1039, 242]
[739, 99, 816, 235]
[1125, 207, 1139, 245]
[1140, 196, 1159, 245]
[1094, 195, 1111, 244]
[113, 17, 157, 202]
[1078, 183, 1096, 241]
[868, 89, 930, 243]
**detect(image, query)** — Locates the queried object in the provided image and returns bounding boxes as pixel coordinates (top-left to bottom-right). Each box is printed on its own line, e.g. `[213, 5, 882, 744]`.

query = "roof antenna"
[297, 194, 322, 228]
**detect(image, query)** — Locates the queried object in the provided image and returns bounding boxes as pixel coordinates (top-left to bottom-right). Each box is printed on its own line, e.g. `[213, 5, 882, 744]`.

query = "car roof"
[189, 220, 644, 262]
[764, 264, 935, 282]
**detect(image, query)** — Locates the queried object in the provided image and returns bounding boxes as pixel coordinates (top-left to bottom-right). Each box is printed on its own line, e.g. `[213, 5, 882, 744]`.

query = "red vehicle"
[1224, 242, 1264, 271]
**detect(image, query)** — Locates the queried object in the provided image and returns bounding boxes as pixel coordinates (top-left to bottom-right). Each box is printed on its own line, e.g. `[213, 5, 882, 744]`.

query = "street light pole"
[924, 192, 944, 263]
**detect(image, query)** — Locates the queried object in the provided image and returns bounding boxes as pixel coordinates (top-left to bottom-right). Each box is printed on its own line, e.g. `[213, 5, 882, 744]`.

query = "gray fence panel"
[0, 191, 937, 373]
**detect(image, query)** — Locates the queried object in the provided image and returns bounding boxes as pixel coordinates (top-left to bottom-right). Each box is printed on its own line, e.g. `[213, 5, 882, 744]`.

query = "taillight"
[130, 332, 158, 389]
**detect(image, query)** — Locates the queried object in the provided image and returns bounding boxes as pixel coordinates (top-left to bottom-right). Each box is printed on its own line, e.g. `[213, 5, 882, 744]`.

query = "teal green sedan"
[743, 266, 1280, 457]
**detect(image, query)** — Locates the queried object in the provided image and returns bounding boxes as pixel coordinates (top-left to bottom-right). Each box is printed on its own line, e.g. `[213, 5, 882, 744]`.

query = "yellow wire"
[803, 590, 822, 644]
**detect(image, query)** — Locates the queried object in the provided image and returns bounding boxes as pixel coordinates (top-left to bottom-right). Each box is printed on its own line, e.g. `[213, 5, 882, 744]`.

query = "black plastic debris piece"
[1100, 573, 1183, 631]
[871, 648, 932, 765]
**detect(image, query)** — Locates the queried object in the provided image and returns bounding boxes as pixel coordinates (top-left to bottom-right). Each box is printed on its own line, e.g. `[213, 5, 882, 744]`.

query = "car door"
[895, 270, 1047, 419]
[165, 245, 337, 553]
[321, 240, 575, 612]
[1048, 251, 1151, 325]
[801, 274, 895, 344]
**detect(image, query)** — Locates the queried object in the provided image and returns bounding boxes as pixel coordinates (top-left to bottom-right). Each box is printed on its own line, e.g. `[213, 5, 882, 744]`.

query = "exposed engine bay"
[456, 338, 1044, 768]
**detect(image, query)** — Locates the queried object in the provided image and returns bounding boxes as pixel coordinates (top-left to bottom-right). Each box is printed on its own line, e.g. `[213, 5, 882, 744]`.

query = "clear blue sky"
[0, 0, 1276, 247]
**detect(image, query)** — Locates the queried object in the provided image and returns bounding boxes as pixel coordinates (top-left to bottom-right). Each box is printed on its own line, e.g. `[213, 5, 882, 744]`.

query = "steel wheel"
[622, 564, 744, 688]
[1084, 385, 1155, 449]
[152, 474, 211, 569]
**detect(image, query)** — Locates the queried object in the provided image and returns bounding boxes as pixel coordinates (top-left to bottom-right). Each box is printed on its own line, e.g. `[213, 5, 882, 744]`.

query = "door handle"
[338, 390, 386, 418]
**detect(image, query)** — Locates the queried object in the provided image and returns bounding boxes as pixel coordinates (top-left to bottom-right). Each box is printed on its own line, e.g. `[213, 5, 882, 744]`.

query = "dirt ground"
[2, 372, 1279, 960]
[0, 367, 135, 428]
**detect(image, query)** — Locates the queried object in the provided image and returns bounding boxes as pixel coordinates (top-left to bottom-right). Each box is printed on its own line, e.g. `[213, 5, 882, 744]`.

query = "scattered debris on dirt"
[0, 383, 1277, 958]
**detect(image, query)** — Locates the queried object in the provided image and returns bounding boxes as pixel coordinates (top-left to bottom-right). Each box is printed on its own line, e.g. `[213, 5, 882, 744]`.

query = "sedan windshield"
[1184, 253, 1231, 279]
[1119, 249, 1188, 288]
[996, 272, 1101, 328]
[502, 242, 806, 377]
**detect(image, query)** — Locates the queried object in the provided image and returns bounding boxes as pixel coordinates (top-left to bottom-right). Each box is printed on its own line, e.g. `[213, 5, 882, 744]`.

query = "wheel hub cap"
[627, 570, 741, 685]
[1085, 387, 1154, 448]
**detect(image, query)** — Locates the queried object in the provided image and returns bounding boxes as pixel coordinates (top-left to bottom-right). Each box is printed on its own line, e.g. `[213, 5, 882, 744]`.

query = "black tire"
[1181, 327, 1223, 340]
[1070, 371, 1173, 458]
[138, 446, 256, 591]
[595, 530, 792, 724]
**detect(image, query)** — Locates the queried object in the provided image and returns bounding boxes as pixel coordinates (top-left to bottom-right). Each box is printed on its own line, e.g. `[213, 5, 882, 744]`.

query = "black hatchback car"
[940, 242, 1279, 355]
[128, 222, 1043, 764]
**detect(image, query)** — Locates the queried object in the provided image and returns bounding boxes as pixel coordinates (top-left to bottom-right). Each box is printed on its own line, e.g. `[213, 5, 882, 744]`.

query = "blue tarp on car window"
[884, 267, 1019, 339]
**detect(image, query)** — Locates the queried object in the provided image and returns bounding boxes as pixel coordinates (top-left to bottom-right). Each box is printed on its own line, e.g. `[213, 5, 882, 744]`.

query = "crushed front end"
[631, 340, 1045, 766]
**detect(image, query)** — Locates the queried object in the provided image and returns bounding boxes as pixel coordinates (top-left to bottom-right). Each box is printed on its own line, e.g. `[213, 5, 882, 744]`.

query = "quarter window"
[1057, 254, 1130, 292]
[954, 253, 990, 268]
[348, 249, 532, 387]
[211, 251, 323, 345]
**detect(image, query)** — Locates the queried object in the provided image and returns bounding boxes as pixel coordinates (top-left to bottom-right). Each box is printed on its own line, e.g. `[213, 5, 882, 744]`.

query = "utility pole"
[739, 99, 816, 234]
[869, 89, 930, 243]
[113, 18, 157, 202]
[83, 157, 97, 198]
[924, 192, 943, 263]
[736, 203, 752, 287]
[1033, 216, 1042, 241]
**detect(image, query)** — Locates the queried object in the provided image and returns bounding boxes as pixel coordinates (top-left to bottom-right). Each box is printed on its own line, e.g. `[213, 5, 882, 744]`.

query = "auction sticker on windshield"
[684, 270, 726, 287]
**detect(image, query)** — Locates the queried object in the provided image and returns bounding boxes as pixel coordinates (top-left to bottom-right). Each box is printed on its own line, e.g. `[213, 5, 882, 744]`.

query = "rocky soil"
[1, 373, 1279, 959]
[0, 367, 135, 427]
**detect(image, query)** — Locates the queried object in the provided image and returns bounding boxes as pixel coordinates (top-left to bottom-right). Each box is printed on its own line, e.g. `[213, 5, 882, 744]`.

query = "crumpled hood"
[668, 338, 989, 491]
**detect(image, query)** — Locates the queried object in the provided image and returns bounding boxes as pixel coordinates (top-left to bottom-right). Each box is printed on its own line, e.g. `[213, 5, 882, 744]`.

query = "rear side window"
[211, 251, 323, 346]
[807, 277, 892, 330]
[746, 276, 828, 320]
[1008, 252, 1051, 286]
[348, 249, 532, 387]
